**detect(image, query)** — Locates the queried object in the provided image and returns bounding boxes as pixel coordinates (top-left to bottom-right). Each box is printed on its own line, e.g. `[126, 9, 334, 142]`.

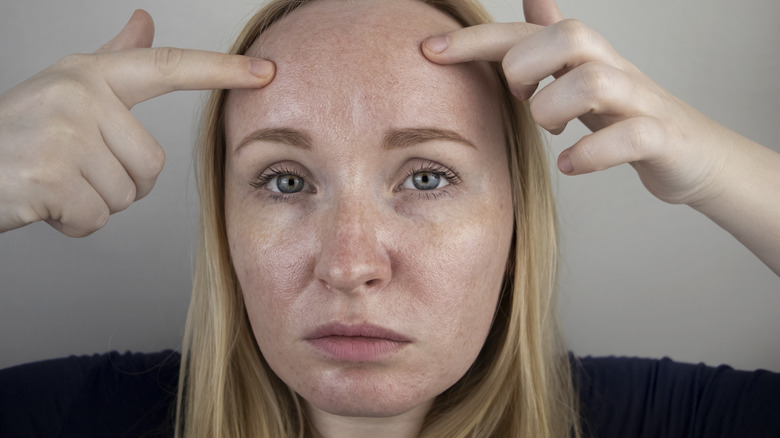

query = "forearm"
[690, 129, 780, 276]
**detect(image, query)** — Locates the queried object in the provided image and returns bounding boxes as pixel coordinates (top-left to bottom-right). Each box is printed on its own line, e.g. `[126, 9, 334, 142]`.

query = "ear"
[95, 9, 155, 54]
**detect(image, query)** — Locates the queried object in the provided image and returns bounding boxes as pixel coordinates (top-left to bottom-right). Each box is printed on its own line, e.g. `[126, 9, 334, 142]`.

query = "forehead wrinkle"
[237, 0, 484, 120]
[250, 0, 462, 58]
[246, 0, 463, 75]
[226, 0, 506, 159]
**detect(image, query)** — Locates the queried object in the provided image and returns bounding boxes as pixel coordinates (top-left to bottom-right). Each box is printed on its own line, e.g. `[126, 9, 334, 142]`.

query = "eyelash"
[397, 162, 461, 199]
[249, 164, 308, 202]
[248, 161, 462, 201]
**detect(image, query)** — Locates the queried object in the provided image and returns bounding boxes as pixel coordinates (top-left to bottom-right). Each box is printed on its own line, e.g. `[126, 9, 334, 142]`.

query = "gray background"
[1, 0, 778, 371]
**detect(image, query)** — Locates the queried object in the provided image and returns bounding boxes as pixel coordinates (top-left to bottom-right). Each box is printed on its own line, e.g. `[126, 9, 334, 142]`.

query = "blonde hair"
[176, 0, 580, 437]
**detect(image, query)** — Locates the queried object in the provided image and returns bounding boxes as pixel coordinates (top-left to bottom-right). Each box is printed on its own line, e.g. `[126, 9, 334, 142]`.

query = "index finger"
[97, 47, 275, 108]
[422, 22, 542, 64]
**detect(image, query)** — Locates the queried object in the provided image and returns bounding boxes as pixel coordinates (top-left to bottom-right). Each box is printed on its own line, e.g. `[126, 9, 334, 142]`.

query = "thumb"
[96, 9, 155, 54]
[523, 0, 565, 26]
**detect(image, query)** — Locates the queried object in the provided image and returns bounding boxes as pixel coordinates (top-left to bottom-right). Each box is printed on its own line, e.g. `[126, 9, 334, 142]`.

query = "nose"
[314, 198, 392, 294]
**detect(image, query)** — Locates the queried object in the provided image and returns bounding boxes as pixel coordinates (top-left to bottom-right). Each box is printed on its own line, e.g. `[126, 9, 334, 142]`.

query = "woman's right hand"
[0, 10, 274, 237]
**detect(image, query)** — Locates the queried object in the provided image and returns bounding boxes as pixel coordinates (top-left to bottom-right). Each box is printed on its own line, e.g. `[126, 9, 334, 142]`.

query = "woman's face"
[224, 0, 513, 420]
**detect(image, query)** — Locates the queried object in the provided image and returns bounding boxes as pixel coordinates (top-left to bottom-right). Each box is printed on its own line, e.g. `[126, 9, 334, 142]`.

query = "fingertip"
[128, 9, 155, 38]
[98, 8, 154, 53]
[249, 59, 276, 83]
[558, 152, 574, 174]
[423, 35, 450, 55]
[131, 9, 152, 23]
[524, 0, 565, 26]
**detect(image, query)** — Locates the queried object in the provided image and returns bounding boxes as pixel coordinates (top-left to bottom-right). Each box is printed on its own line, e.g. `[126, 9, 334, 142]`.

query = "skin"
[423, 3, 780, 274]
[223, 1, 512, 436]
[1, 0, 778, 436]
[0, 10, 274, 237]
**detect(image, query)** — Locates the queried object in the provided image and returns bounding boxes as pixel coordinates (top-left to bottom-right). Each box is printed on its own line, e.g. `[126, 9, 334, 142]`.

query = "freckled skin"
[223, 0, 513, 429]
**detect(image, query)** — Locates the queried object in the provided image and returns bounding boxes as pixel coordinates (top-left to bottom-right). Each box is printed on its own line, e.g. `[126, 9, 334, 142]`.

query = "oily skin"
[223, 0, 513, 434]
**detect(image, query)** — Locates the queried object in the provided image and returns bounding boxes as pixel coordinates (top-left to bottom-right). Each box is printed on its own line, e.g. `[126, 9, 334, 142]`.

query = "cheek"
[397, 194, 513, 359]
[225, 187, 318, 348]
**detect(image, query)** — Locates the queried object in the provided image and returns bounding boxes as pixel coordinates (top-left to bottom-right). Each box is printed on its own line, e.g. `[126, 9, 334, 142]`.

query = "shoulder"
[0, 350, 180, 438]
[573, 355, 780, 438]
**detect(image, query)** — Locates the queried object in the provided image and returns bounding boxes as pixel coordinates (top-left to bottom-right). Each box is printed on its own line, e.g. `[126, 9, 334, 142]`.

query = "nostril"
[365, 278, 380, 287]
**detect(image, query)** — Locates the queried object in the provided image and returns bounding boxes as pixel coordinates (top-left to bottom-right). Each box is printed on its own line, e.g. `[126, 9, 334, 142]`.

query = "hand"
[421, 0, 734, 207]
[423, 0, 780, 275]
[0, 10, 275, 237]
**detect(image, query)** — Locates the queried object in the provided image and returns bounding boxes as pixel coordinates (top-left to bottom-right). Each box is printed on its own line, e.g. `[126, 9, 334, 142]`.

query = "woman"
[0, 0, 778, 437]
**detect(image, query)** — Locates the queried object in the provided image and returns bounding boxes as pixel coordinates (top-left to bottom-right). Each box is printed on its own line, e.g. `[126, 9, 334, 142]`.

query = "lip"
[305, 322, 410, 362]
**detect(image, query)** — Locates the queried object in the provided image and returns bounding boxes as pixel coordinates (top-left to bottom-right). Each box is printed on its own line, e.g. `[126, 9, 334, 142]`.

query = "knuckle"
[143, 146, 167, 179]
[90, 205, 111, 232]
[37, 75, 92, 110]
[555, 19, 593, 50]
[43, 116, 81, 144]
[61, 205, 109, 238]
[15, 205, 43, 228]
[152, 47, 185, 80]
[576, 62, 612, 102]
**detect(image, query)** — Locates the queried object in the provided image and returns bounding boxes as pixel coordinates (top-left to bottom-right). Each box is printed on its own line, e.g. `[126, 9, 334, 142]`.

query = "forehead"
[226, 0, 502, 148]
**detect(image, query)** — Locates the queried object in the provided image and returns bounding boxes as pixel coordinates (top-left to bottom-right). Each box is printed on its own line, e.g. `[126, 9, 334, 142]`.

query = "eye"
[403, 170, 448, 191]
[270, 173, 305, 193]
[249, 164, 312, 198]
[400, 162, 460, 193]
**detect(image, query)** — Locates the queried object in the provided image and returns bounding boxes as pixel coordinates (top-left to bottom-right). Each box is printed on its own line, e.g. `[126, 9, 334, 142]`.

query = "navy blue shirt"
[1, 351, 779, 437]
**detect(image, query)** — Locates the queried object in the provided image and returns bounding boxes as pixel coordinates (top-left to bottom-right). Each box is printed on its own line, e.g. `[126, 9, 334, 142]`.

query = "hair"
[176, 0, 581, 437]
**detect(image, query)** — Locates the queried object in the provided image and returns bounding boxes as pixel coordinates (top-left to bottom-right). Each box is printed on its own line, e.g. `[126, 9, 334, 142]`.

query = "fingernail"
[249, 59, 275, 78]
[424, 36, 449, 54]
[559, 154, 574, 174]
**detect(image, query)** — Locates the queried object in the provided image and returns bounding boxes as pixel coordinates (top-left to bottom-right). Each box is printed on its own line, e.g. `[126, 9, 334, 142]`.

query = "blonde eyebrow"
[234, 127, 313, 153]
[382, 127, 477, 150]
[234, 127, 475, 153]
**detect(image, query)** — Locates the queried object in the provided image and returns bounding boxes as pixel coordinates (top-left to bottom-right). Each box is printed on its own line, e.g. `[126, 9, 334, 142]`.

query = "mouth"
[305, 322, 411, 362]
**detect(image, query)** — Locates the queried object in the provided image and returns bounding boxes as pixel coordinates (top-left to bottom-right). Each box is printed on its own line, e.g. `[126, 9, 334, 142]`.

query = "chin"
[301, 371, 439, 418]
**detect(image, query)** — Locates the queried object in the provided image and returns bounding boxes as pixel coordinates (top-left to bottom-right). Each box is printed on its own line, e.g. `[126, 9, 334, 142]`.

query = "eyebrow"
[234, 127, 313, 153]
[382, 128, 477, 150]
[233, 126, 476, 153]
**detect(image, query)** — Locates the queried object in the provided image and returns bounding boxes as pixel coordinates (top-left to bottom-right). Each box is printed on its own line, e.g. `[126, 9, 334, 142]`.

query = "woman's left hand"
[422, 0, 780, 275]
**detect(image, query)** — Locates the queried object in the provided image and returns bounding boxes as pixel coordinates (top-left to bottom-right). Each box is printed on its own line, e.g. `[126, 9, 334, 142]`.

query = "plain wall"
[1, 0, 778, 371]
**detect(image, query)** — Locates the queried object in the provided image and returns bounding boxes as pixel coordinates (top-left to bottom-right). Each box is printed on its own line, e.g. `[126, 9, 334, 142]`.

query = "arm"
[422, 1, 780, 276]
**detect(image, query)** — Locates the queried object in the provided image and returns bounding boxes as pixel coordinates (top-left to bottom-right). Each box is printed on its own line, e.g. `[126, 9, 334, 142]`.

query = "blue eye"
[270, 174, 305, 193]
[249, 165, 310, 197]
[401, 170, 451, 191]
[406, 171, 445, 190]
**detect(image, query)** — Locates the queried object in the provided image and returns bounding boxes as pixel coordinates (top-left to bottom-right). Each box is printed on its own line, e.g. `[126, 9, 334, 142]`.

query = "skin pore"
[224, 1, 513, 437]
